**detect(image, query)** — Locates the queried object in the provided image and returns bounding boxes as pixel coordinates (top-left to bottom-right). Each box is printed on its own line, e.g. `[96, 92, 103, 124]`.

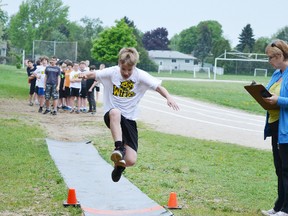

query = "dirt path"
[0, 99, 105, 142]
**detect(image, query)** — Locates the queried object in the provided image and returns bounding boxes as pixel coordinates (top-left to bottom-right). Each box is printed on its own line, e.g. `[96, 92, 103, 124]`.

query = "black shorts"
[70, 87, 80, 97]
[104, 111, 138, 152]
[80, 88, 87, 98]
[35, 86, 39, 95]
[64, 87, 70, 97]
[59, 85, 65, 98]
[29, 78, 36, 95]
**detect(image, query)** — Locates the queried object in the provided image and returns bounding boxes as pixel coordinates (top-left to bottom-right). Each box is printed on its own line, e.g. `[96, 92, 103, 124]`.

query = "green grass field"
[0, 64, 276, 215]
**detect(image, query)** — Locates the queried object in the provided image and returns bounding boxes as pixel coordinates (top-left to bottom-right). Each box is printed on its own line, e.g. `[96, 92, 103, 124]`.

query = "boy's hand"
[78, 72, 86, 79]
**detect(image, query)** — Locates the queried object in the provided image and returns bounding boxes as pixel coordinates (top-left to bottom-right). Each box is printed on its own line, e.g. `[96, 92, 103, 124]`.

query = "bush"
[16, 62, 21, 69]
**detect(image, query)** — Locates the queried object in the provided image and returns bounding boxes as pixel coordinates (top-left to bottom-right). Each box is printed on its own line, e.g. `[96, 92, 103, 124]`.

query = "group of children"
[27, 56, 104, 115]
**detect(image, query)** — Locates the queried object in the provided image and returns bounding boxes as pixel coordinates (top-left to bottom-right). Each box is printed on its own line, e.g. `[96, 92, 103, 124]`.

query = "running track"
[138, 88, 271, 151]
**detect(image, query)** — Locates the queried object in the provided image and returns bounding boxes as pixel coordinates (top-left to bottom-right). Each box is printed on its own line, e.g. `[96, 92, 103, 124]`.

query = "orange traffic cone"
[164, 192, 182, 209]
[63, 188, 81, 207]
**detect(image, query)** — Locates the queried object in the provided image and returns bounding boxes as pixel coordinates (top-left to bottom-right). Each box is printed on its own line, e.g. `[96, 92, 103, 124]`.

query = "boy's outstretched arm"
[78, 71, 96, 79]
[156, 85, 179, 111]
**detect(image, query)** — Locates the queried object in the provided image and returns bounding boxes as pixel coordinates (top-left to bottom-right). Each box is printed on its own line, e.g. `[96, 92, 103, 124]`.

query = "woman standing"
[261, 40, 288, 216]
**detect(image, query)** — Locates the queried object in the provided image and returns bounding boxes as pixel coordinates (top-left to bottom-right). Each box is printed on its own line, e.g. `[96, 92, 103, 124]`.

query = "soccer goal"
[213, 50, 269, 80]
[193, 66, 211, 79]
[158, 65, 172, 74]
[254, 68, 268, 77]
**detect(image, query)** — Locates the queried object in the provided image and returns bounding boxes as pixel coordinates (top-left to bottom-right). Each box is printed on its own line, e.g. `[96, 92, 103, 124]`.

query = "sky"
[2, 0, 287, 47]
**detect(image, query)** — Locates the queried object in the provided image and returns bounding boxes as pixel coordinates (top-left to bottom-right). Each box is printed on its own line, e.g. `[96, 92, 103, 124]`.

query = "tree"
[253, 37, 270, 53]
[197, 20, 223, 41]
[194, 21, 224, 65]
[123, 16, 157, 71]
[8, 0, 69, 54]
[75, 17, 104, 62]
[177, 26, 198, 53]
[0, 0, 8, 40]
[211, 38, 231, 59]
[142, 27, 169, 50]
[194, 25, 212, 66]
[273, 26, 288, 42]
[236, 24, 255, 52]
[91, 19, 137, 64]
[80, 16, 104, 40]
[168, 33, 181, 51]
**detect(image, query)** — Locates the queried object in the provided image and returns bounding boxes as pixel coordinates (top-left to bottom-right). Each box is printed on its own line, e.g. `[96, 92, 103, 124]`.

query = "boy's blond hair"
[118, 47, 139, 66]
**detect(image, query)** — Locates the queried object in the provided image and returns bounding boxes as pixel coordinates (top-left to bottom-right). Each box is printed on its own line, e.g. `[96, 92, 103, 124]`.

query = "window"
[185, 59, 190, 63]
[171, 59, 176, 63]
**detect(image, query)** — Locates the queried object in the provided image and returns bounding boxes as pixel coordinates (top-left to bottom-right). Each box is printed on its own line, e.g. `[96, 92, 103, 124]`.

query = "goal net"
[193, 66, 211, 79]
[213, 50, 271, 80]
[254, 68, 268, 77]
[32, 40, 77, 62]
[157, 65, 211, 79]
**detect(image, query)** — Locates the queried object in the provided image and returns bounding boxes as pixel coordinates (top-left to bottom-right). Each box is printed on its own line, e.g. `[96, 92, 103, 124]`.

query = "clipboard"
[244, 83, 279, 110]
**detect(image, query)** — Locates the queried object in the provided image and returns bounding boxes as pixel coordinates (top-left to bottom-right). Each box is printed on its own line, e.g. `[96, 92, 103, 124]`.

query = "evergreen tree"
[236, 24, 255, 52]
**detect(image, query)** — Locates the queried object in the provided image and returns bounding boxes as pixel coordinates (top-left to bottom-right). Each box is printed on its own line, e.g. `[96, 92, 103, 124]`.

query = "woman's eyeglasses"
[268, 55, 276, 61]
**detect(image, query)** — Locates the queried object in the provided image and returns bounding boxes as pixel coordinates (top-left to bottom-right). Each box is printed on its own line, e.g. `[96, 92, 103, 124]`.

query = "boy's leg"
[123, 145, 137, 167]
[111, 146, 137, 182]
[44, 84, 51, 113]
[105, 109, 139, 182]
[38, 88, 45, 113]
[111, 141, 126, 167]
[51, 85, 59, 114]
[108, 109, 126, 164]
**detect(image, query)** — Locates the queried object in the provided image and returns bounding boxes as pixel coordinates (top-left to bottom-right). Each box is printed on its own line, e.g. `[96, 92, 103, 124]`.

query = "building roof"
[148, 50, 196, 60]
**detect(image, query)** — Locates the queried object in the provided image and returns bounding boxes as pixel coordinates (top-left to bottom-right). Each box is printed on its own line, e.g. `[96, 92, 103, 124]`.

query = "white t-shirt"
[69, 70, 81, 89]
[33, 65, 46, 88]
[95, 66, 161, 120]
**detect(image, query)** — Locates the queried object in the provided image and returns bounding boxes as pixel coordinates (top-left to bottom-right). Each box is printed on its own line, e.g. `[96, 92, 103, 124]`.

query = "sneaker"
[273, 211, 288, 216]
[110, 149, 126, 166]
[111, 166, 125, 182]
[75, 110, 80, 114]
[43, 109, 50, 114]
[38, 107, 43, 113]
[29, 101, 33, 106]
[51, 111, 57, 115]
[261, 209, 278, 216]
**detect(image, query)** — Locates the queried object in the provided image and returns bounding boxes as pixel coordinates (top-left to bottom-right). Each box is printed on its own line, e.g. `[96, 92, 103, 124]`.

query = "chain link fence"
[33, 40, 77, 62]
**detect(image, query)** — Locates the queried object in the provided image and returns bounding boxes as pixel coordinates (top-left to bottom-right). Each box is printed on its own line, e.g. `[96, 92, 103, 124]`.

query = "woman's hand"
[263, 93, 278, 105]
